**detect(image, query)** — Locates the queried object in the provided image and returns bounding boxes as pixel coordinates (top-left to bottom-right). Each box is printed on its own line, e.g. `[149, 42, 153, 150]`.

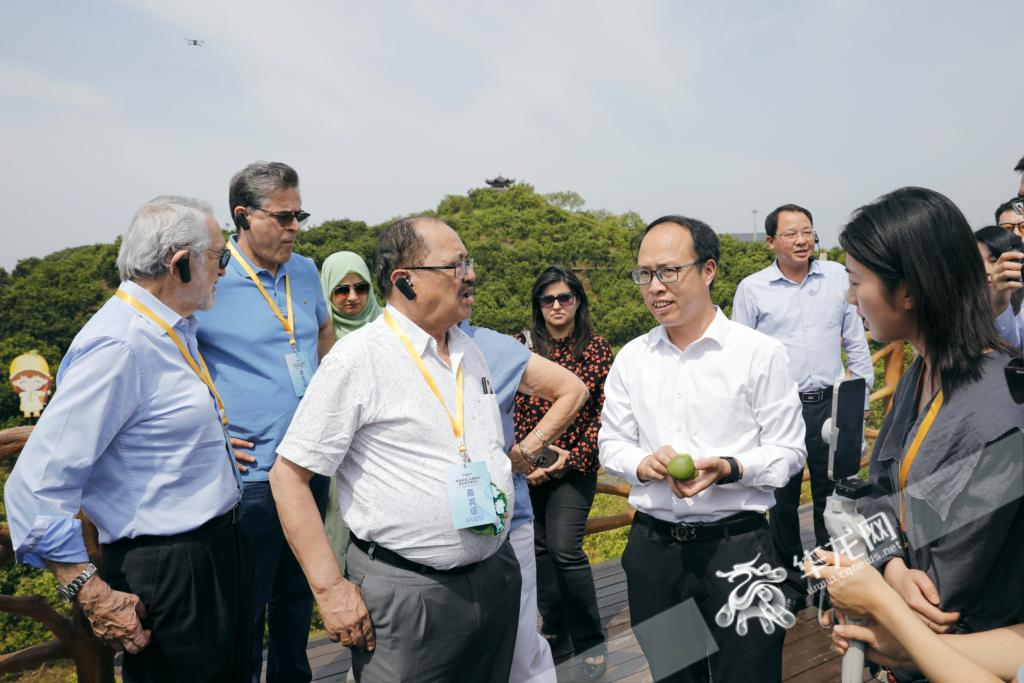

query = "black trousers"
[770, 397, 833, 601]
[530, 469, 606, 655]
[622, 512, 787, 683]
[102, 510, 253, 683]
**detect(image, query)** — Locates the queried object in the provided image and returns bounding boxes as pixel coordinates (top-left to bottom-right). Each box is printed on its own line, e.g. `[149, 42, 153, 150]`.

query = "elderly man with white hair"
[3, 196, 251, 682]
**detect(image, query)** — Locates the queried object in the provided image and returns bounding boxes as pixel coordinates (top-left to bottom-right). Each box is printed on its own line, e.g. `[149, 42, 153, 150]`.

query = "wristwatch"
[714, 457, 741, 486]
[56, 563, 98, 603]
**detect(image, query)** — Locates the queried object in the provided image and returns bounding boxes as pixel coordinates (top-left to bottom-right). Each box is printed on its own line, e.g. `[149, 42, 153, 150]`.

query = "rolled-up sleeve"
[739, 344, 807, 489]
[598, 354, 647, 486]
[4, 339, 140, 568]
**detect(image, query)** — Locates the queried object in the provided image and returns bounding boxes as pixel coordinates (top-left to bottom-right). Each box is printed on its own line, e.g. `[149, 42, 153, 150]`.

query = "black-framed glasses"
[538, 292, 575, 307]
[333, 282, 371, 296]
[1012, 197, 1024, 216]
[207, 247, 232, 268]
[403, 257, 475, 280]
[630, 261, 704, 285]
[251, 207, 311, 227]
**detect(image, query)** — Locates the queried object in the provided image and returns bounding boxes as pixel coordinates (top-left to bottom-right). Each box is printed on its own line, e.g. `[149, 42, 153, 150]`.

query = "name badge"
[447, 461, 498, 530]
[284, 351, 313, 397]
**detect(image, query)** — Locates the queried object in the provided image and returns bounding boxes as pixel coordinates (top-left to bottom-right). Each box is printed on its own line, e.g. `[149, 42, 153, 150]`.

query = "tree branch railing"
[584, 340, 909, 536]
[0, 425, 114, 681]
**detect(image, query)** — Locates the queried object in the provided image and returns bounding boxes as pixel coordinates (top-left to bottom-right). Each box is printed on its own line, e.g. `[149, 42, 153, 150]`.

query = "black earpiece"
[235, 211, 250, 230]
[813, 231, 820, 245]
[176, 256, 192, 283]
[395, 277, 416, 301]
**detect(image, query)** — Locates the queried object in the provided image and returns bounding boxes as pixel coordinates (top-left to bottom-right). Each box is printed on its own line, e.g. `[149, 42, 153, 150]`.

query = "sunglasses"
[538, 292, 576, 307]
[208, 247, 232, 269]
[252, 207, 311, 227]
[333, 283, 371, 296]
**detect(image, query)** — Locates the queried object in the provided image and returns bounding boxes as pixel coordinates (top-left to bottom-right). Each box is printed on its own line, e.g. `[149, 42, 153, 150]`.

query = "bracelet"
[530, 429, 550, 448]
[518, 441, 536, 469]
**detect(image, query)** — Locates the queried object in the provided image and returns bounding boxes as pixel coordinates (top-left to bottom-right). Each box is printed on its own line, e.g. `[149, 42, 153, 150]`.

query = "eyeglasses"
[1013, 197, 1024, 216]
[538, 292, 575, 307]
[998, 222, 1023, 231]
[775, 230, 816, 241]
[251, 207, 311, 227]
[403, 257, 475, 280]
[630, 261, 704, 285]
[333, 282, 371, 296]
[208, 247, 232, 268]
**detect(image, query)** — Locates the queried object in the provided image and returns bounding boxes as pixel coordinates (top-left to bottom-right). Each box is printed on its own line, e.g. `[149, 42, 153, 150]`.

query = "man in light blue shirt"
[4, 196, 249, 681]
[194, 161, 333, 683]
[461, 321, 588, 683]
[732, 203, 873, 609]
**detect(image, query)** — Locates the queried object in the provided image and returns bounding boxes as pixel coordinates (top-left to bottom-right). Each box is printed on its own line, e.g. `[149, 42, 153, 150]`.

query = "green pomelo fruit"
[667, 453, 697, 481]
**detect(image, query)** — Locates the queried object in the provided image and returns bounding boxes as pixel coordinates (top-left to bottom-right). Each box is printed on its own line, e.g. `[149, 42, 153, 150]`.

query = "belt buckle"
[802, 389, 823, 403]
[670, 522, 699, 542]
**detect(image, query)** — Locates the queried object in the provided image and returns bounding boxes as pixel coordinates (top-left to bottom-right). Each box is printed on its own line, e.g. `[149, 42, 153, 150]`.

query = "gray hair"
[374, 216, 429, 297]
[228, 161, 299, 230]
[116, 196, 215, 282]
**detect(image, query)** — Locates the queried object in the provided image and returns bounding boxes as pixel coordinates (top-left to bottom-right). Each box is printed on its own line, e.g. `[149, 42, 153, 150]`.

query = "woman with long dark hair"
[841, 187, 1024, 683]
[514, 265, 612, 680]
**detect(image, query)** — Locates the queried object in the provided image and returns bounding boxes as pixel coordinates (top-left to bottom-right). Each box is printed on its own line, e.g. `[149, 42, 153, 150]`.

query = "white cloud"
[0, 61, 114, 111]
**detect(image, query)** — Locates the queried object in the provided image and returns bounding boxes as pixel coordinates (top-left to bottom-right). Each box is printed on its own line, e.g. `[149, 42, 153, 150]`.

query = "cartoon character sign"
[9, 351, 52, 418]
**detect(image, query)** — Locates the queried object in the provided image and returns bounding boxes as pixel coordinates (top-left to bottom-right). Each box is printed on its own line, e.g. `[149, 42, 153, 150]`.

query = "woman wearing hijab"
[320, 251, 382, 340]
[319, 251, 382, 570]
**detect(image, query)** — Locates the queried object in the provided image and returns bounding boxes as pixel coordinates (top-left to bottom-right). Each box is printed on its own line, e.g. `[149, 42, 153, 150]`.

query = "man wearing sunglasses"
[195, 161, 335, 683]
[731, 204, 873, 614]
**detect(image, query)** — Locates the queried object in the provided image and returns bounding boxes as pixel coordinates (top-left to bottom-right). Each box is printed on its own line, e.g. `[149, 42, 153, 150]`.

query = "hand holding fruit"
[637, 448, 737, 498]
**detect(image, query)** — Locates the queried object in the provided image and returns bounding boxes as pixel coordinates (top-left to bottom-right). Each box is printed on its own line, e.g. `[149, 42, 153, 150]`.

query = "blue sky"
[2, 1, 1022, 269]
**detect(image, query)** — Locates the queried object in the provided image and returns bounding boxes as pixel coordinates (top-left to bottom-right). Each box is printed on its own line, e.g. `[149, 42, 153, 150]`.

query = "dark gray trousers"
[346, 539, 521, 683]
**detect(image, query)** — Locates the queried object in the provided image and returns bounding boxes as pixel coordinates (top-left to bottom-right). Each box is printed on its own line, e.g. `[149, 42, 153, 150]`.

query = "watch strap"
[714, 457, 741, 486]
[56, 563, 98, 603]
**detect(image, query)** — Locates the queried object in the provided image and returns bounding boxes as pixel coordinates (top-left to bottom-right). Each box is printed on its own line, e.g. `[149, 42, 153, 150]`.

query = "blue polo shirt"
[460, 322, 534, 529]
[195, 236, 328, 482]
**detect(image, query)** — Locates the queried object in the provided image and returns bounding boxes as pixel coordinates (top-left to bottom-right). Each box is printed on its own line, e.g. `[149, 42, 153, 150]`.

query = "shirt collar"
[768, 258, 822, 284]
[646, 307, 729, 353]
[118, 280, 192, 333]
[384, 305, 469, 362]
[228, 235, 292, 281]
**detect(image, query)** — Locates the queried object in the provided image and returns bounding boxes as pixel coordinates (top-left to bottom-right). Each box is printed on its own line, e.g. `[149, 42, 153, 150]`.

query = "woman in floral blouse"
[514, 265, 613, 680]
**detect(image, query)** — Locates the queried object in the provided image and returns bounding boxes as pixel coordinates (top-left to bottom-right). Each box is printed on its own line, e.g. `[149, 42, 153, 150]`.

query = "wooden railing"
[0, 425, 114, 682]
[584, 340, 909, 535]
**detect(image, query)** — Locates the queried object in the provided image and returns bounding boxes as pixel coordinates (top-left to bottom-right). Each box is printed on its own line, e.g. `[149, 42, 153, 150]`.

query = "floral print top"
[512, 333, 614, 475]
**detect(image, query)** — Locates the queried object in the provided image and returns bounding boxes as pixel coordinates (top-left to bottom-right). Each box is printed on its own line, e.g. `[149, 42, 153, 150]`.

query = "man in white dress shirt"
[270, 217, 530, 682]
[599, 215, 807, 683]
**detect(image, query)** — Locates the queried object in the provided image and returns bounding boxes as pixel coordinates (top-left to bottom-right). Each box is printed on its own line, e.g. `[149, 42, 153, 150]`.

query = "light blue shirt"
[994, 305, 1024, 349]
[732, 259, 874, 408]
[460, 322, 534, 530]
[4, 282, 240, 568]
[195, 236, 328, 482]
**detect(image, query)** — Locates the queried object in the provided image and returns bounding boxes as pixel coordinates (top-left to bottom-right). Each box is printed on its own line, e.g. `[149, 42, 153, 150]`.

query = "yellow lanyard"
[226, 241, 296, 348]
[115, 290, 228, 426]
[383, 311, 466, 459]
[897, 389, 944, 532]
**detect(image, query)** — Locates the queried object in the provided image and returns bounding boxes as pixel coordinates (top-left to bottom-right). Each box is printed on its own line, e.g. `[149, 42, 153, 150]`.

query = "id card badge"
[447, 461, 498, 529]
[284, 351, 313, 397]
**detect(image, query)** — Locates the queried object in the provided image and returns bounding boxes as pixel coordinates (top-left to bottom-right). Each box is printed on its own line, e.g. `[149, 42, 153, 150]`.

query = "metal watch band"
[56, 563, 98, 603]
[714, 457, 741, 486]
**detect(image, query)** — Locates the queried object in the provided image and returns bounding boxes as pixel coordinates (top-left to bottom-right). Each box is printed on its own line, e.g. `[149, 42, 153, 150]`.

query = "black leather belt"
[635, 510, 766, 543]
[799, 386, 833, 404]
[349, 534, 482, 575]
[104, 504, 240, 550]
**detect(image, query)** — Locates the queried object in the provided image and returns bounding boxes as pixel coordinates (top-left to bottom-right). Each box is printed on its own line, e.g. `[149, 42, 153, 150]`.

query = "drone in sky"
[184, 38, 204, 47]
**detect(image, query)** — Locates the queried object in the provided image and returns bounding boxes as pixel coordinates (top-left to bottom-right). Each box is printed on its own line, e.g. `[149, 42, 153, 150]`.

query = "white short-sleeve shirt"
[277, 305, 513, 570]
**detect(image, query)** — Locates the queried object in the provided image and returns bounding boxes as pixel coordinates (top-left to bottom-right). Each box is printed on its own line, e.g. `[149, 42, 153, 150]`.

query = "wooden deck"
[286, 505, 873, 682]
